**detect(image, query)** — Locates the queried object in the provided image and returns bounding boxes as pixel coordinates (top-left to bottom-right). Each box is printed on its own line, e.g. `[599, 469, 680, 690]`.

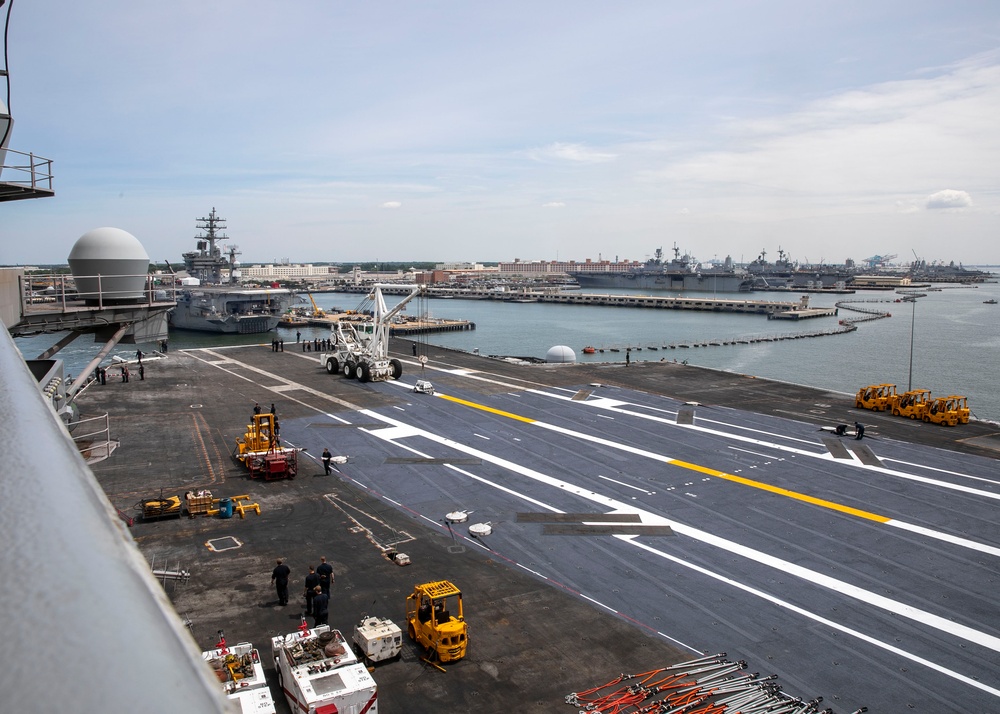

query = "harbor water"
[14, 281, 1000, 422]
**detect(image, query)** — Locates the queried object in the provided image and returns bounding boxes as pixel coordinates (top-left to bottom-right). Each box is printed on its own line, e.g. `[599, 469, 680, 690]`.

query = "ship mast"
[182, 207, 241, 284]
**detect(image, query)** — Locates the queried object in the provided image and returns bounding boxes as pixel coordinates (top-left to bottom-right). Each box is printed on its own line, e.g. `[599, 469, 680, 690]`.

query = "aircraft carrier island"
[80, 339, 1000, 714]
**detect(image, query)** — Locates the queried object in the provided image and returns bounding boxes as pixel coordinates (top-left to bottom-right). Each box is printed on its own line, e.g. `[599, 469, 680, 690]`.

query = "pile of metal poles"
[565, 653, 865, 714]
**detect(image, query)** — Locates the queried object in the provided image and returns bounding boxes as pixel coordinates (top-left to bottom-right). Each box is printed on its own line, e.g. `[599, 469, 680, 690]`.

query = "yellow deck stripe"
[669, 460, 891, 522]
[437, 392, 891, 523]
[437, 393, 538, 423]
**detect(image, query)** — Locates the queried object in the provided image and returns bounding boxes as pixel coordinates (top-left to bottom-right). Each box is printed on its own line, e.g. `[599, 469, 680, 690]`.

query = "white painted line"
[357, 407, 1000, 697]
[356, 408, 1000, 657]
[728, 446, 783, 460]
[598, 474, 654, 494]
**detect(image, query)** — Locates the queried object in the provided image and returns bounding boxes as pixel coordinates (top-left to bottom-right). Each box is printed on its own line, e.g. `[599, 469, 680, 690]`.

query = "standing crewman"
[855, 422, 865, 440]
[312, 586, 329, 628]
[303, 566, 321, 616]
[271, 558, 291, 606]
[316, 556, 333, 595]
[321, 448, 333, 475]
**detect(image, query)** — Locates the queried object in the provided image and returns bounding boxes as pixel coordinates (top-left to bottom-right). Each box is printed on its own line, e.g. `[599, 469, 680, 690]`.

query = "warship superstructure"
[168, 209, 293, 333]
[567, 245, 754, 293]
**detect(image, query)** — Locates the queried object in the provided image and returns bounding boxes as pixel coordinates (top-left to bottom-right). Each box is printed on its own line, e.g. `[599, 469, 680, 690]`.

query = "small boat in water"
[582, 346, 596, 354]
[984, 299, 998, 304]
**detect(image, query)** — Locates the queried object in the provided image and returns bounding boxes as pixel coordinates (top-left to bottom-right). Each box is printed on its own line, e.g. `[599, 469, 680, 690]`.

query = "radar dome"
[68, 227, 150, 304]
[545, 345, 576, 363]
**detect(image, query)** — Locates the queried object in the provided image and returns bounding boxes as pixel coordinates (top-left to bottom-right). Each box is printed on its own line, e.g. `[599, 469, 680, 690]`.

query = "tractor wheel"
[892, 409, 900, 416]
[359, 363, 371, 382]
[407, 623, 416, 641]
[345, 361, 357, 379]
[389, 358, 403, 380]
[325, 357, 340, 375]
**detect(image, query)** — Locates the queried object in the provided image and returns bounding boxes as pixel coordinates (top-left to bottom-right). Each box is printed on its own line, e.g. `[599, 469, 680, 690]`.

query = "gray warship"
[168, 209, 293, 333]
[568, 245, 754, 293]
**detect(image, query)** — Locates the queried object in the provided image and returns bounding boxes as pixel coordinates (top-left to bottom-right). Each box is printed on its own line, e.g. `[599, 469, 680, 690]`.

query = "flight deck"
[82, 339, 1000, 714]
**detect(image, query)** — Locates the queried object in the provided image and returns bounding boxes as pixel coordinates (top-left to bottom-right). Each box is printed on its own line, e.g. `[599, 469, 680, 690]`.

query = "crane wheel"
[345, 361, 357, 379]
[359, 364, 371, 382]
[325, 358, 340, 375]
[390, 359, 403, 380]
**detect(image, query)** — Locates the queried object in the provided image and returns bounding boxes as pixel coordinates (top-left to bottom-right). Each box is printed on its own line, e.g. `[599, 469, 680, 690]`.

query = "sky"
[2, 1, 999, 267]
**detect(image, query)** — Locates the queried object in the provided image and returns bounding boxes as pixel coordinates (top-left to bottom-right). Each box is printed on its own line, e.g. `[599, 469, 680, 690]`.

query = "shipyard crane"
[863, 253, 897, 269]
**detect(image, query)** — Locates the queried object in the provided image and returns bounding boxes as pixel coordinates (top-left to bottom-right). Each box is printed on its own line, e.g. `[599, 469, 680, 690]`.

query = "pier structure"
[302, 310, 474, 334]
[335, 285, 837, 318]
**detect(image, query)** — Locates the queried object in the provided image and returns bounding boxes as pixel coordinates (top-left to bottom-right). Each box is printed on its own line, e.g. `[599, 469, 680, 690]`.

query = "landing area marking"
[355, 407, 1000, 699]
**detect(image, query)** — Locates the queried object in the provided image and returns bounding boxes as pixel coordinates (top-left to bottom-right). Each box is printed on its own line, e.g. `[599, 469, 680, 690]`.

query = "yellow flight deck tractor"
[890, 389, 932, 420]
[233, 413, 298, 480]
[405, 580, 468, 663]
[923, 395, 970, 426]
[138, 494, 182, 521]
[855, 383, 897, 411]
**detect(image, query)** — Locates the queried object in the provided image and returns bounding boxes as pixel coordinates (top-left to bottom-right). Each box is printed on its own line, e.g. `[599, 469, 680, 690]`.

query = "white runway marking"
[355, 407, 1000, 698]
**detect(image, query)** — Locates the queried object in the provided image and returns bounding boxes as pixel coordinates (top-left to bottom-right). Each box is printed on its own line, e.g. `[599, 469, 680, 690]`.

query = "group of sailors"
[299, 337, 333, 352]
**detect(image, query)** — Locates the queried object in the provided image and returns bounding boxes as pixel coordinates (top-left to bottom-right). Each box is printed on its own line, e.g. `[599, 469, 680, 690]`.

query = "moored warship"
[168, 209, 293, 333]
[567, 245, 754, 293]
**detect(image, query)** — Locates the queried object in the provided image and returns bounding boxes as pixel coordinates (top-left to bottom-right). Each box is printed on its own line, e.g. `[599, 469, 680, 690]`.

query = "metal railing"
[19, 272, 178, 313]
[0, 147, 54, 192]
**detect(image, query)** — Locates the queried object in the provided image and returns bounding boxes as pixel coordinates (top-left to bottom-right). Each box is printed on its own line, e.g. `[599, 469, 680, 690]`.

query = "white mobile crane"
[319, 284, 422, 382]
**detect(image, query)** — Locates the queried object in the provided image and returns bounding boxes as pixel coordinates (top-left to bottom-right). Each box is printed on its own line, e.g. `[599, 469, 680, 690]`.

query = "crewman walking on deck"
[855, 422, 865, 440]
[271, 558, 291, 606]
[316, 556, 333, 595]
[322, 448, 332, 475]
[304, 566, 320, 616]
[138, 363, 145, 381]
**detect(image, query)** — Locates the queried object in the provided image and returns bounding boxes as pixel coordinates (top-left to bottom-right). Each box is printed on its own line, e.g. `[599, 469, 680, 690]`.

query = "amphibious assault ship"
[168, 209, 293, 334]
[567, 245, 754, 293]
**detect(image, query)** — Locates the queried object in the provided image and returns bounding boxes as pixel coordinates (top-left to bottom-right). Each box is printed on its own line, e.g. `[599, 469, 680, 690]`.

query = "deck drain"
[205, 536, 243, 552]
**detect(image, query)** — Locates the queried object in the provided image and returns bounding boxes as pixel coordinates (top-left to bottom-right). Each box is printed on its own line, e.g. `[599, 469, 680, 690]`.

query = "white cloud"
[381, 201, 402, 209]
[529, 143, 618, 164]
[925, 189, 972, 209]
[542, 201, 566, 208]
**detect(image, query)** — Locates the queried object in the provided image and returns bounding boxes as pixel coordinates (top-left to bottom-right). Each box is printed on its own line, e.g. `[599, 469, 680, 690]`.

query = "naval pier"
[335, 285, 838, 318]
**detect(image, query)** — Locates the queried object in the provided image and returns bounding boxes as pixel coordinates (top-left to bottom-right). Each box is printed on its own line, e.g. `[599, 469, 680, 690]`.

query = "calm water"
[15, 282, 1000, 422]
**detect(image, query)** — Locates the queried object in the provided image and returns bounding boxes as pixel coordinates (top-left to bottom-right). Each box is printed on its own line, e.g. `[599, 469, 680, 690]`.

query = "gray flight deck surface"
[82, 339, 1000, 714]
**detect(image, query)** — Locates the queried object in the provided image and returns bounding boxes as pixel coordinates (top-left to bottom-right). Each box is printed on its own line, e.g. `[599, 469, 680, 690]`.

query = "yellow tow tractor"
[138, 494, 182, 521]
[233, 413, 298, 480]
[855, 383, 897, 411]
[923, 395, 970, 426]
[890, 389, 932, 420]
[405, 580, 468, 664]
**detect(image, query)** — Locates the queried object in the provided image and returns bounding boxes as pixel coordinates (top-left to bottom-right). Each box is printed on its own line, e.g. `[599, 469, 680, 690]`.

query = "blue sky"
[2, 1, 999, 266]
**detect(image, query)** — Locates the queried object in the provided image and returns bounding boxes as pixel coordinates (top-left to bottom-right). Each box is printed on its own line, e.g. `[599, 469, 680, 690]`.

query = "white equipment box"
[353, 616, 403, 663]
